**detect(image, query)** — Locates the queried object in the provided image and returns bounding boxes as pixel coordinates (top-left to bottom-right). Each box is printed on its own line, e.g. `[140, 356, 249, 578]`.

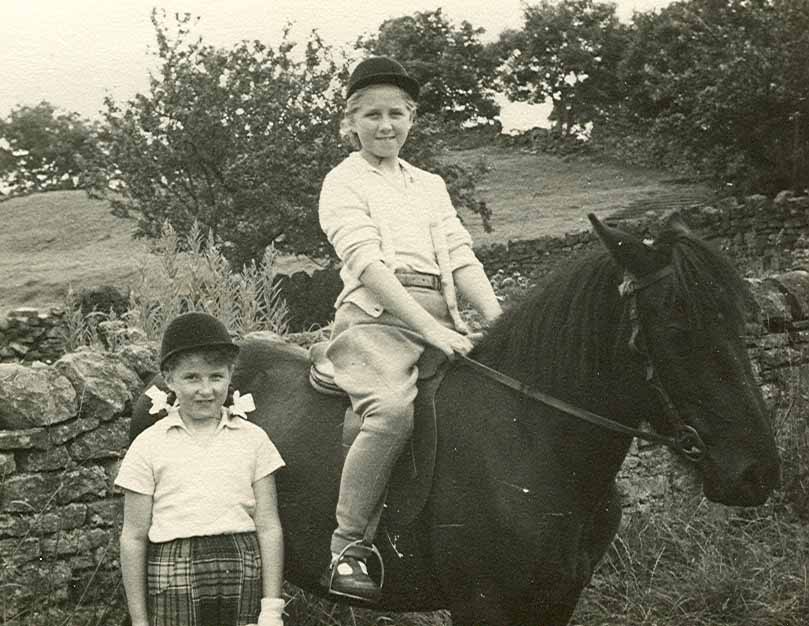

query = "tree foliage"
[497, 0, 627, 137]
[0, 102, 100, 196]
[358, 8, 501, 128]
[602, 0, 809, 193]
[87, 11, 489, 267]
[86, 10, 348, 268]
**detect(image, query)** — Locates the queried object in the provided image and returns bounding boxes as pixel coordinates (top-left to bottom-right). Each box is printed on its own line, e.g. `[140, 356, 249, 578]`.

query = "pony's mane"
[473, 225, 752, 392]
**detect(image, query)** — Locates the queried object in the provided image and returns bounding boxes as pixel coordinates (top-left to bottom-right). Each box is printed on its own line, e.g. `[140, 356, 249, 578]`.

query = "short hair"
[339, 84, 417, 149]
[161, 345, 238, 377]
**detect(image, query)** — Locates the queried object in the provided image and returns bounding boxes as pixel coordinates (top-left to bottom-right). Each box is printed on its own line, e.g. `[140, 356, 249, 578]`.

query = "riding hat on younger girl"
[116, 312, 286, 626]
[318, 56, 502, 602]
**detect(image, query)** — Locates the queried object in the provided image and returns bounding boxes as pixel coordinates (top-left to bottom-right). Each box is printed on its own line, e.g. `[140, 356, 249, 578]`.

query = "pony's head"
[590, 212, 780, 506]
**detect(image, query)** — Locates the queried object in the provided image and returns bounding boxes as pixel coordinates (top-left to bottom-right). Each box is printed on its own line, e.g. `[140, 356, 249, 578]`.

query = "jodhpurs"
[326, 287, 454, 557]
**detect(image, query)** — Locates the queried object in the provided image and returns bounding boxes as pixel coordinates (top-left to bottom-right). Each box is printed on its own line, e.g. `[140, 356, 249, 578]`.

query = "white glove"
[256, 597, 285, 626]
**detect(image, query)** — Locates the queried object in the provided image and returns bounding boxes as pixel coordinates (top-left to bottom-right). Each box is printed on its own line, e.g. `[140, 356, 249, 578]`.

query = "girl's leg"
[327, 320, 424, 558]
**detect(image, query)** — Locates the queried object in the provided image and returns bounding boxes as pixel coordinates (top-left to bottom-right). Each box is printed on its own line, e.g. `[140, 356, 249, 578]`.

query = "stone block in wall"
[0, 535, 41, 564]
[68, 420, 129, 462]
[27, 503, 88, 535]
[56, 466, 110, 504]
[47, 416, 101, 446]
[766, 269, 809, 322]
[87, 498, 122, 528]
[116, 341, 159, 383]
[1, 466, 111, 512]
[54, 349, 143, 421]
[746, 194, 770, 213]
[0, 427, 49, 451]
[0, 503, 89, 539]
[0, 513, 29, 537]
[748, 278, 792, 330]
[0, 364, 78, 430]
[40, 527, 111, 556]
[17, 446, 74, 472]
[1, 473, 63, 513]
[0, 451, 15, 474]
[68, 564, 122, 604]
[2, 560, 72, 605]
[758, 345, 805, 371]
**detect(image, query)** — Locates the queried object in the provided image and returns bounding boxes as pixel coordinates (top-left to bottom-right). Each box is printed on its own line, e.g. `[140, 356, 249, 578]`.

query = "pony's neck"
[474, 252, 658, 485]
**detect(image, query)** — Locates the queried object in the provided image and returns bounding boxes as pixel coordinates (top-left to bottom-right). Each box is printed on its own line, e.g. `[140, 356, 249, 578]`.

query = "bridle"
[459, 264, 707, 463]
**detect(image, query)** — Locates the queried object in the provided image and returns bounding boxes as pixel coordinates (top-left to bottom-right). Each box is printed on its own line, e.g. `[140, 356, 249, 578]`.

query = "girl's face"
[349, 85, 413, 164]
[165, 353, 232, 424]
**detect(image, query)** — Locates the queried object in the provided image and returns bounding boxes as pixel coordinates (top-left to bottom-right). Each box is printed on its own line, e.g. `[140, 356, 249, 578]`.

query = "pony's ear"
[588, 213, 661, 277]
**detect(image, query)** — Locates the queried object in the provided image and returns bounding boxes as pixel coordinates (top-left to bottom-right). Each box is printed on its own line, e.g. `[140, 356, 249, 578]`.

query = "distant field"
[448, 145, 712, 245]
[0, 148, 711, 314]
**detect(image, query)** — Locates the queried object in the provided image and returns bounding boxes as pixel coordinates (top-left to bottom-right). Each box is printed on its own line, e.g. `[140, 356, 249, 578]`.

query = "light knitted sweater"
[319, 152, 482, 332]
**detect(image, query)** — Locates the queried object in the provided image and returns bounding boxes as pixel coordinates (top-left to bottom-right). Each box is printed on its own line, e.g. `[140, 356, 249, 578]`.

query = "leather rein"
[459, 265, 707, 463]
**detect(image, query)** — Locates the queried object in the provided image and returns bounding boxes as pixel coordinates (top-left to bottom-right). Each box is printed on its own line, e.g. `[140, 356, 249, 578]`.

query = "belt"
[395, 271, 442, 291]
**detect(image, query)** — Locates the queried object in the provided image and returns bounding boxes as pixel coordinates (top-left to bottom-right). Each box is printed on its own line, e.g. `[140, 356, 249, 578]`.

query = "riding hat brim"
[347, 72, 420, 102]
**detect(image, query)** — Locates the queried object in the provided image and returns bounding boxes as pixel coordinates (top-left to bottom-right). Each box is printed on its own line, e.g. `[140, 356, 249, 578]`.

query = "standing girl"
[116, 312, 286, 626]
[318, 56, 502, 602]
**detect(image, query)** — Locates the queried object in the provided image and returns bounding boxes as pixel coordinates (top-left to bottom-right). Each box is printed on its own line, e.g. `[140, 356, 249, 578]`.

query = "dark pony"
[131, 214, 780, 625]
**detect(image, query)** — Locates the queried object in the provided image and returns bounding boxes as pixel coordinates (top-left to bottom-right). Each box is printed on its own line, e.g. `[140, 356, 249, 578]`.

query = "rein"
[461, 264, 706, 463]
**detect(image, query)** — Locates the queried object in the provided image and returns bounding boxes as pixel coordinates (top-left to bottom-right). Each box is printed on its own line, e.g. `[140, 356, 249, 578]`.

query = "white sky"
[0, 0, 673, 131]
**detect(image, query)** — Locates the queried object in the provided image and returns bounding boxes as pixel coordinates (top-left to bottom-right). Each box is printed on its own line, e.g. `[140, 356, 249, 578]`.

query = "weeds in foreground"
[573, 500, 808, 626]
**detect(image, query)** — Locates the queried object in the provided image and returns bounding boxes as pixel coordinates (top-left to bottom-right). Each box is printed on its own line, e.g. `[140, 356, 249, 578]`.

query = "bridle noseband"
[459, 264, 707, 463]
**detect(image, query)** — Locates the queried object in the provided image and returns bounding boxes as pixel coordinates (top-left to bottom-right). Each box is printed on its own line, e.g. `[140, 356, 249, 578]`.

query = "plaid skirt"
[146, 532, 262, 626]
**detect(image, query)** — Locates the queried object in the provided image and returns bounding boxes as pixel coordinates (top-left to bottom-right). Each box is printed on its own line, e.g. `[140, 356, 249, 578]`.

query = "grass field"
[0, 146, 711, 315]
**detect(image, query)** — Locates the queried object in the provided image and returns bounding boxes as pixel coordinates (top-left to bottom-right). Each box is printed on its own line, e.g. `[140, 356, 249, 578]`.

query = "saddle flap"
[383, 368, 445, 528]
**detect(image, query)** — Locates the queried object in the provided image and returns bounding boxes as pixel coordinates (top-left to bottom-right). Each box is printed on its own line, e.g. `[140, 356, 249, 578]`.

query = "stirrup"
[323, 540, 385, 602]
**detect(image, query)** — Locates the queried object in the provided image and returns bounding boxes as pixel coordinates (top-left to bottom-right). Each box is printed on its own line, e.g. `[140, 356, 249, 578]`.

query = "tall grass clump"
[131, 220, 289, 341]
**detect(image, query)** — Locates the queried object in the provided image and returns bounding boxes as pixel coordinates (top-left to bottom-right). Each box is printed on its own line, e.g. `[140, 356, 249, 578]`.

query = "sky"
[0, 0, 674, 131]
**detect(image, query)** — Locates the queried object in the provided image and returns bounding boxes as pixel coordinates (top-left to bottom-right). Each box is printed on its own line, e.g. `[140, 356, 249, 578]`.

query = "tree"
[86, 10, 348, 268]
[86, 10, 490, 268]
[497, 0, 627, 137]
[610, 0, 809, 193]
[0, 102, 100, 196]
[358, 8, 501, 128]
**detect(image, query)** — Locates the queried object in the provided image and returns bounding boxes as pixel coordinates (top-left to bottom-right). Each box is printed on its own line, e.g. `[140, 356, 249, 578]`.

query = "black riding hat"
[160, 312, 238, 369]
[346, 56, 420, 102]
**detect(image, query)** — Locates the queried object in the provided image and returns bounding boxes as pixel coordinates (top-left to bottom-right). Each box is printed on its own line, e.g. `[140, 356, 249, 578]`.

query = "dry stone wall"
[0, 307, 67, 364]
[0, 344, 157, 618]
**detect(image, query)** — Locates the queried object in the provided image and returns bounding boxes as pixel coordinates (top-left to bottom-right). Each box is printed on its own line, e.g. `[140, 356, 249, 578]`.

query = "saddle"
[308, 340, 446, 527]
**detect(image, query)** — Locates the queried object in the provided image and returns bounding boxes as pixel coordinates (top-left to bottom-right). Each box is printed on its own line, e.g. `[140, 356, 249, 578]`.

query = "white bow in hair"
[228, 390, 256, 419]
[145, 385, 255, 418]
[145, 385, 172, 415]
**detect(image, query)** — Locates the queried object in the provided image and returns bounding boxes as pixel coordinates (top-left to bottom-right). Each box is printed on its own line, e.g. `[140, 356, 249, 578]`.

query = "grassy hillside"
[450, 146, 712, 245]
[0, 148, 712, 314]
[0, 191, 150, 315]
